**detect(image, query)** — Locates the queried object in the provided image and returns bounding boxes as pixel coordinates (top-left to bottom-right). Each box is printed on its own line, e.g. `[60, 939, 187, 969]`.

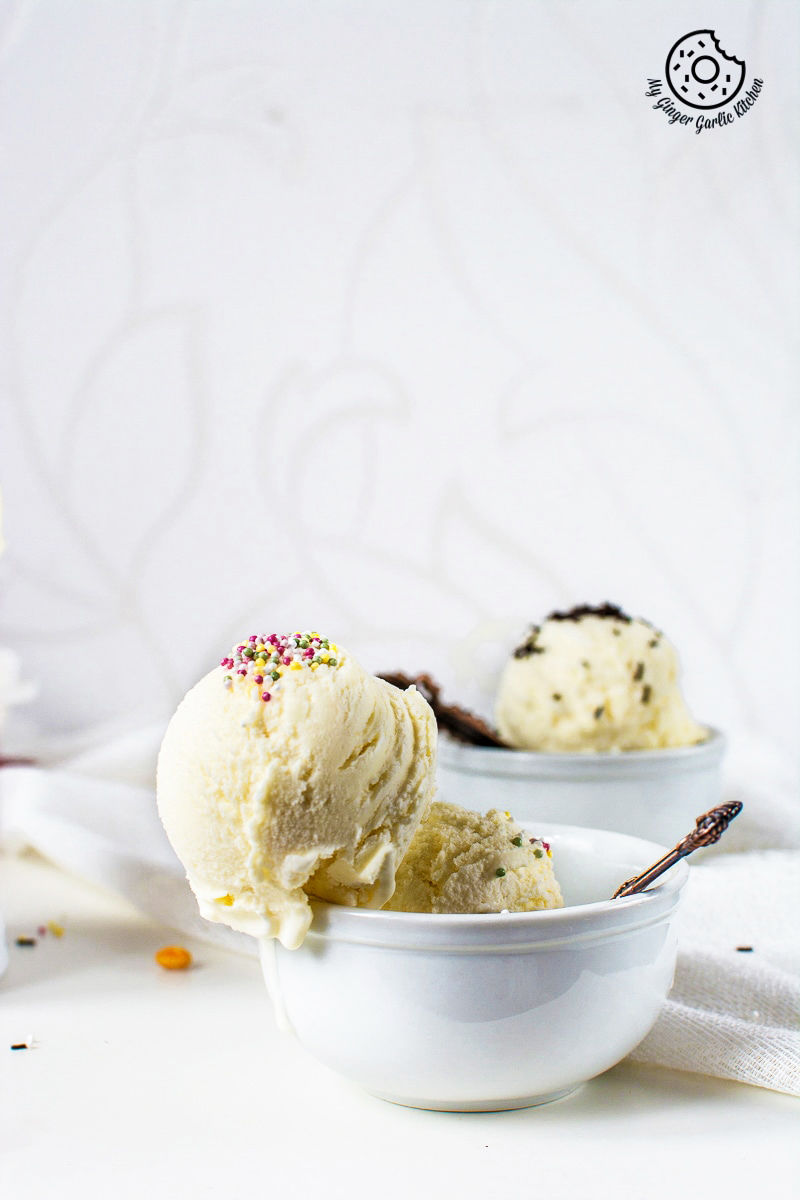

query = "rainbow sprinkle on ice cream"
[220, 632, 341, 702]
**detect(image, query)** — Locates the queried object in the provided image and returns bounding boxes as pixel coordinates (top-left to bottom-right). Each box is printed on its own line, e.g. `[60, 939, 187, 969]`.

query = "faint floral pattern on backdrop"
[0, 1, 797, 766]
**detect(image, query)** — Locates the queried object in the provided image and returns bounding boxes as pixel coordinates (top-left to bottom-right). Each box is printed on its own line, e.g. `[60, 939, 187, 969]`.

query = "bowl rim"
[304, 824, 689, 952]
[437, 725, 725, 779]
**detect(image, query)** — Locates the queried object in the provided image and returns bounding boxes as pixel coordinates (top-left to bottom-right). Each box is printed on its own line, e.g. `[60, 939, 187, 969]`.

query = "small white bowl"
[260, 825, 688, 1111]
[438, 728, 725, 848]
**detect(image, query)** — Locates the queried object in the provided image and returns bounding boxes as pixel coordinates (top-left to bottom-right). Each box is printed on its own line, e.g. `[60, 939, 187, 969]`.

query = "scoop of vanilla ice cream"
[383, 801, 563, 914]
[157, 632, 436, 948]
[495, 605, 706, 752]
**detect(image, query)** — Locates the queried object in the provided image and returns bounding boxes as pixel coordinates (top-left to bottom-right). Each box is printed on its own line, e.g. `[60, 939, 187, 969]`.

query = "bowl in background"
[437, 728, 725, 848]
[260, 824, 688, 1112]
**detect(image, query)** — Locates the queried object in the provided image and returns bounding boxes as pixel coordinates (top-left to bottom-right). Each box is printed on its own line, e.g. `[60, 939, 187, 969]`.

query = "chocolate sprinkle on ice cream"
[513, 626, 545, 659]
[547, 602, 633, 624]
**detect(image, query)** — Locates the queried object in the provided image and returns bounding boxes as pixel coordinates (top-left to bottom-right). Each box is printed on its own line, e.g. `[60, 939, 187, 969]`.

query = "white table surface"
[1, 850, 798, 1200]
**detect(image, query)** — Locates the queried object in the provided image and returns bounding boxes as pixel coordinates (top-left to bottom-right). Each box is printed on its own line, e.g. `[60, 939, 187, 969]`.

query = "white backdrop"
[0, 1, 797, 770]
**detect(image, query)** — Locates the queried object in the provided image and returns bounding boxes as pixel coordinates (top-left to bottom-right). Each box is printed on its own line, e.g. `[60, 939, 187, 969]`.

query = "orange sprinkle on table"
[155, 945, 193, 970]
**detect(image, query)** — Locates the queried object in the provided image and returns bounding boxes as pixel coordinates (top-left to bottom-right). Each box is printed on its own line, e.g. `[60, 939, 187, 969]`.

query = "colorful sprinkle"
[221, 632, 342, 702]
[495, 867, 507, 877]
[511, 836, 523, 847]
[155, 945, 193, 971]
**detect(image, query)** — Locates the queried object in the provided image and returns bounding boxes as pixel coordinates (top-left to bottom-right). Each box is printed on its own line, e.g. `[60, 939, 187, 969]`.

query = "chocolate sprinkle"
[641, 685, 652, 704]
[514, 603, 643, 657]
[15, 937, 36, 947]
[552, 692, 562, 701]
[546, 602, 632, 624]
[594, 706, 604, 719]
[378, 671, 509, 748]
[736, 946, 754, 953]
[513, 626, 544, 658]
[633, 662, 645, 681]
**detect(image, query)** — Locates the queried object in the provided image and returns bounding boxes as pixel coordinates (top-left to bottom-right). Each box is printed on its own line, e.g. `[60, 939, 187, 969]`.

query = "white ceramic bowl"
[260, 824, 688, 1111]
[437, 728, 725, 848]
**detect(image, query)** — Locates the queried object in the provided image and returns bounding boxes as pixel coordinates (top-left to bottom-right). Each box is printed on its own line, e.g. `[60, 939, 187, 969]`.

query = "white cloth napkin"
[1, 724, 798, 1095]
[629, 850, 800, 1093]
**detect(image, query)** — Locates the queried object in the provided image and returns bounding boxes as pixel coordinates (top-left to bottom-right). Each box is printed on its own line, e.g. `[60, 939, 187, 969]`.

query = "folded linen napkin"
[1, 724, 798, 1095]
[629, 850, 800, 1093]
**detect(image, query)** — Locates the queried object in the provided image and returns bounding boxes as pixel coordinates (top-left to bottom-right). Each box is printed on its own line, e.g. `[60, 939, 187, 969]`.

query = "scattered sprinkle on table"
[15, 936, 36, 947]
[10, 1043, 29, 1051]
[155, 945, 193, 970]
[736, 946, 754, 953]
[34, 921, 64, 938]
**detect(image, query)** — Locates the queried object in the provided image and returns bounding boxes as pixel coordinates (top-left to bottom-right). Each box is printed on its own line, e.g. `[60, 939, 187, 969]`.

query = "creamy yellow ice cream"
[495, 604, 706, 752]
[157, 632, 436, 948]
[384, 801, 563, 914]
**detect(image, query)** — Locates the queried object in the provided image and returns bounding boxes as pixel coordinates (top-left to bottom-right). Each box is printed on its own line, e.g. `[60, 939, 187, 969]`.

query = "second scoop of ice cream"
[384, 801, 563, 914]
[495, 605, 706, 752]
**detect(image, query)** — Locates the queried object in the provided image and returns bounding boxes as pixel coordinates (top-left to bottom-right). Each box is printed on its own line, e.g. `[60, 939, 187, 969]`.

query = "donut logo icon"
[665, 30, 745, 110]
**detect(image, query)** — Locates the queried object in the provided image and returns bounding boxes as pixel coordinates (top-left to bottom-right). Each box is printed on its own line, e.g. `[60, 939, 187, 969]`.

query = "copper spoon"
[612, 800, 743, 899]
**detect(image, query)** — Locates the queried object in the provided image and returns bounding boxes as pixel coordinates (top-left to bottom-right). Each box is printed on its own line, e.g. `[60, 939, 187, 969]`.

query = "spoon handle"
[612, 800, 743, 899]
